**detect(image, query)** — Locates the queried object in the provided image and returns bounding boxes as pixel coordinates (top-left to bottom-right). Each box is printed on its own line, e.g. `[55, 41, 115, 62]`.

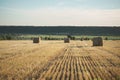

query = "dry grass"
[0, 40, 66, 79]
[0, 40, 120, 80]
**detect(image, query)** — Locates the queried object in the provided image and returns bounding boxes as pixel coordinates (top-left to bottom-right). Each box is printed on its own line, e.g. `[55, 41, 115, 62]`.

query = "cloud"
[0, 7, 120, 26]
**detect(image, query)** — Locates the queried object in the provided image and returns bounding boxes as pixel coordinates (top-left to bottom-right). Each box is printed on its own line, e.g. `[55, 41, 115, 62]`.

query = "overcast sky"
[0, 0, 120, 26]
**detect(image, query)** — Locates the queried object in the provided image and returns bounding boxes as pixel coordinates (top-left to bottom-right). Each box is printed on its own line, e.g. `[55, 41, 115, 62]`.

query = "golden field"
[0, 40, 120, 80]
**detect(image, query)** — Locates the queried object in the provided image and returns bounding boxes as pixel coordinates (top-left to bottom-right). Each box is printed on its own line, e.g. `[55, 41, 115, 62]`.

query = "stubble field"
[0, 40, 120, 80]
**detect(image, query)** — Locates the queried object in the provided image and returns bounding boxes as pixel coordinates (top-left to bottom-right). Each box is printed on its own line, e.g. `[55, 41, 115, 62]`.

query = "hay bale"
[92, 37, 103, 46]
[64, 38, 70, 43]
[33, 37, 40, 43]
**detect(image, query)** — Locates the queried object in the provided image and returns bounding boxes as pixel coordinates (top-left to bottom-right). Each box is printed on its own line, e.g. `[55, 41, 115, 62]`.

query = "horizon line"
[0, 25, 120, 27]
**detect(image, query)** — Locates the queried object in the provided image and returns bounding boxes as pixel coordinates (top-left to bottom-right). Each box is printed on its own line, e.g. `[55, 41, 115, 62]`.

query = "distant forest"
[0, 26, 120, 36]
[0, 26, 120, 40]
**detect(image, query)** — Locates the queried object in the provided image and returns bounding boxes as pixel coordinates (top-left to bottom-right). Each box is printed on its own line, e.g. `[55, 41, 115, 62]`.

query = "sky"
[0, 0, 120, 26]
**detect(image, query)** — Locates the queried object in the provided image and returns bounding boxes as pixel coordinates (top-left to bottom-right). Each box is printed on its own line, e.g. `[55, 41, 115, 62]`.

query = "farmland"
[0, 40, 120, 80]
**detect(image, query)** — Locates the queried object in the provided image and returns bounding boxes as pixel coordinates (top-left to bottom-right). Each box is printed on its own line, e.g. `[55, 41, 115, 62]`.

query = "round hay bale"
[64, 38, 70, 43]
[33, 37, 40, 43]
[92, 37, 103, 46]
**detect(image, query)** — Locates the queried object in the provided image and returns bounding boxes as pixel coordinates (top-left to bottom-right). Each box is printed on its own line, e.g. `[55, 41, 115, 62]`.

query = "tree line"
[0, 34, 114, 40]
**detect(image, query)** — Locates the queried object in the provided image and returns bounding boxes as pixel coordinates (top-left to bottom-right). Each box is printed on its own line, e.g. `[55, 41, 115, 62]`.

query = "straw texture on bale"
[64, 38, 70, 43]
[33, 37, 40, 43]
[92, 37, 103, 46]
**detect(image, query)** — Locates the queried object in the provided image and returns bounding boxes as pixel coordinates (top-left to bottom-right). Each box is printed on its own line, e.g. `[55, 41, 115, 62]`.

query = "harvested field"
[0, 40, 120, 80]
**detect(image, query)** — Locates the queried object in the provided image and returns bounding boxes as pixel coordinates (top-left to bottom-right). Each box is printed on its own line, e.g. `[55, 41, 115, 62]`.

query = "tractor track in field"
[87, 47, 120, 80]
[24, 47, 68, 80]
[33, 44, 120, 80]
[0, 41, 120, 80]
[0, 47, 51, 80]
